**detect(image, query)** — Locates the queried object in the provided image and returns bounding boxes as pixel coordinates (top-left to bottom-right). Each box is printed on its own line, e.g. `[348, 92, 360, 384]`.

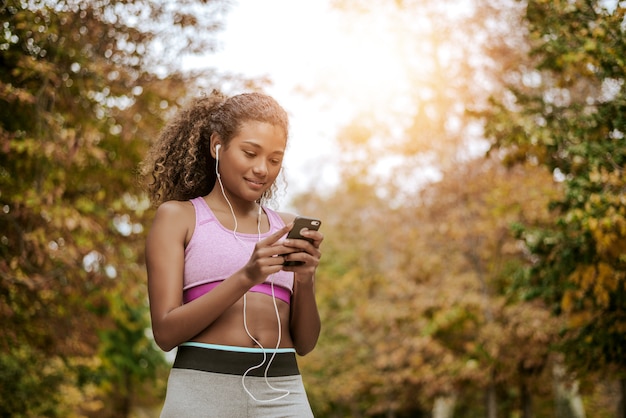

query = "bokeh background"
[1, 0, 625, 417]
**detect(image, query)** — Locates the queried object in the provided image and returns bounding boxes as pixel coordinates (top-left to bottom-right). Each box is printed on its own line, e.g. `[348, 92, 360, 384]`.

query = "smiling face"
[215, 120, 287, 204]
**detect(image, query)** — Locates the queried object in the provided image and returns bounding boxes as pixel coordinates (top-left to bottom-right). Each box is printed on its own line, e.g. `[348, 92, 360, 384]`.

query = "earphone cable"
[215, 150, 289, 402]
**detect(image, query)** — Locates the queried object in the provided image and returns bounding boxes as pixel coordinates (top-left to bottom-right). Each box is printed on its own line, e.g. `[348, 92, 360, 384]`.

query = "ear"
[209, 132, 222, 159]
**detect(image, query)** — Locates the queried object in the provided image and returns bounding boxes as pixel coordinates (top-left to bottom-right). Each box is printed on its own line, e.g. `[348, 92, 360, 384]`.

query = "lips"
[245, 177, 266, 190]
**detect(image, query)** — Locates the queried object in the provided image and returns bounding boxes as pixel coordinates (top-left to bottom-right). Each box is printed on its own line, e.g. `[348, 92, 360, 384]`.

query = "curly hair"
[141, 90, 290, 206]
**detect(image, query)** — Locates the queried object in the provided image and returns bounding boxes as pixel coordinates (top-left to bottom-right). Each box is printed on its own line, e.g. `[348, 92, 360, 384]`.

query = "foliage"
[299, 0, 626, 415]
[295, 152, 565, 416]
[479, 0, 626, 375]
[296, 0, 626, 415]
[0, 0, 244, 415]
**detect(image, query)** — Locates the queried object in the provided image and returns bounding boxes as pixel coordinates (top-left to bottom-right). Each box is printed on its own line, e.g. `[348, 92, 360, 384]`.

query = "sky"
[182, 0, 624, 208]
[182, 0, 417, 200]
[184, 0, 345, 196]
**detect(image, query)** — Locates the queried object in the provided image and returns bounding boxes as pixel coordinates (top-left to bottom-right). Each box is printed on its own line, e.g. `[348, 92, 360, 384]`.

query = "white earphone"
[212, 140, 287, 402]
[215, 144, 221, 177]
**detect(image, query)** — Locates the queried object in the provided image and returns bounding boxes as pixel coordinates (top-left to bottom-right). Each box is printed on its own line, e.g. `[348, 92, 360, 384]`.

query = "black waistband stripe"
[172, 345, 300, 377]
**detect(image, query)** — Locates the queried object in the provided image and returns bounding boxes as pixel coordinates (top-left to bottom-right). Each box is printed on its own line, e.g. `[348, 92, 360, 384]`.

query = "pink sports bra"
[182, 197, 294, 304]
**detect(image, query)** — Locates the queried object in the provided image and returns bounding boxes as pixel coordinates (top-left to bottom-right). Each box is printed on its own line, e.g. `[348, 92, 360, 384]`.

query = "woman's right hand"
[241, 223, 293, 285]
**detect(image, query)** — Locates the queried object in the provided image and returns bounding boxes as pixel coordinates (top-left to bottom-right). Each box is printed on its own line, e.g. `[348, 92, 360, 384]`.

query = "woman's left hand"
[281, 228, 324, 278]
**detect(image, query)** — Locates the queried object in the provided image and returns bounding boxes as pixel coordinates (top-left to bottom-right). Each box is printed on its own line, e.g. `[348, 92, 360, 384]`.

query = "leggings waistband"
[173, 344, 300, 377]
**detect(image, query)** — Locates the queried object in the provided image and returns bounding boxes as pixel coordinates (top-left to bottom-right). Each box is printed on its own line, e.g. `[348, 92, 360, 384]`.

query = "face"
[215, 121, 286, 203]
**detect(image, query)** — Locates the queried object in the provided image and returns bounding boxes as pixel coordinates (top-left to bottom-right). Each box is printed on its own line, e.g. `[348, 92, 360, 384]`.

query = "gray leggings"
[159, 344, 314, 418]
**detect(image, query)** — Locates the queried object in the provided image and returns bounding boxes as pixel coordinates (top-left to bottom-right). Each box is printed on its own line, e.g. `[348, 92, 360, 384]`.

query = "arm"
[282, 225, 324, 356]
[146, 201, 292, 352]
[289, 274, 321, 356]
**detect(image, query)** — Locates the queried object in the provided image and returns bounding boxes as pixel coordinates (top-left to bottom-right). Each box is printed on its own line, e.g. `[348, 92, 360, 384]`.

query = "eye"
[244, 150, 256, 158]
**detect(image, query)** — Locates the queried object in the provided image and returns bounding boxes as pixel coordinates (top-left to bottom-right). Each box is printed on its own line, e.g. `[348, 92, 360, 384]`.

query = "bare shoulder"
[155, 199, 194, 218]
[150, 200, 196, 243]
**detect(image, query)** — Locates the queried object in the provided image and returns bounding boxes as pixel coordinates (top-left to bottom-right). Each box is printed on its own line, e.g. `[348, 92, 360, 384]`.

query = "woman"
[142, 91, 323, 417]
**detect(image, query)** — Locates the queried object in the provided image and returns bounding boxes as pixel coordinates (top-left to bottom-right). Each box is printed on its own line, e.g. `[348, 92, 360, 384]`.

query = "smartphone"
[283, 216, 322, 266]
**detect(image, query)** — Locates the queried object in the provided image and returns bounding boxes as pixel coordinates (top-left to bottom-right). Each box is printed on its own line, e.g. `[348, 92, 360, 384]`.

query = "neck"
[206, 189, 260, 218]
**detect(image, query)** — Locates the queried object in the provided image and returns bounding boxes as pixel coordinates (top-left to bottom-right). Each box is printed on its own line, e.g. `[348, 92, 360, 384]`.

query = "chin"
[243, 190, 265, 203]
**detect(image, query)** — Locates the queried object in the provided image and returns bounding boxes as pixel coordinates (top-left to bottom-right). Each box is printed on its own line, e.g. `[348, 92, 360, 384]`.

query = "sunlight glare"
[314, 12, 413, 116]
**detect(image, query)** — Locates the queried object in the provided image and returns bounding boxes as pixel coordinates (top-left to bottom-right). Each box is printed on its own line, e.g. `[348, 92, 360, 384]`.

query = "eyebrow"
[242, 140, 285, 155]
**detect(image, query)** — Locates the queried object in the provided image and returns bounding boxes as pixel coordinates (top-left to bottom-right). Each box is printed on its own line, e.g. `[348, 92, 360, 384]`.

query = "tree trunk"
[552, 362, 585, 418]
[618, 377, 626, 418]
[432, 393, 457, 418]
[520, 378, 533, 418]
[486, 376, 497, 418]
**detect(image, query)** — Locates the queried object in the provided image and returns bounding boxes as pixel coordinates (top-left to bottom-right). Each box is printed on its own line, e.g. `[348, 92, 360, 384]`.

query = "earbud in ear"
[215, 144, 221, 177]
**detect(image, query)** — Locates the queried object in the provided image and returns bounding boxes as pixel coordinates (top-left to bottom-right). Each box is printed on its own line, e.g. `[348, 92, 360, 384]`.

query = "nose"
[252, 159, 268, 177]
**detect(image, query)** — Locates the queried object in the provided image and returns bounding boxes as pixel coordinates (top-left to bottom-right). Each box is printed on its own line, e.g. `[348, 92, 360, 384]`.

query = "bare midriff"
[190, 292, 294, 349]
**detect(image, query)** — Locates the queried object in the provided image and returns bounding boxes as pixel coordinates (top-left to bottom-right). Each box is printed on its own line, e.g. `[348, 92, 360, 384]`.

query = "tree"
[323, 0, 625, 415]
[300, 0, 566, 415]
[0, 0, 254, 415]
[295, 133, 565, 416]
[477, 1, 626, 415]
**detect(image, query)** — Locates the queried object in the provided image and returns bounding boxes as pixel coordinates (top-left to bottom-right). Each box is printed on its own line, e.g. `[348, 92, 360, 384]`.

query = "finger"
[283, 242, 321, 264]
[283, 251, 320, 269]
[284, 234, 322, 252]
[267, 254, 286, 265]
[258, 223, 292, 246]
[257, 244, 299, 262]
[297, 230, 324, 247]
[308, 232, 324, 247]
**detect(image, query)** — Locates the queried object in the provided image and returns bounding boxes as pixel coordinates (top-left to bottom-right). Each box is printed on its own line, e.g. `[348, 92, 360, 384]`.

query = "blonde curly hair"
[141, 90, 289, 206]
